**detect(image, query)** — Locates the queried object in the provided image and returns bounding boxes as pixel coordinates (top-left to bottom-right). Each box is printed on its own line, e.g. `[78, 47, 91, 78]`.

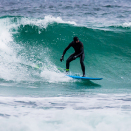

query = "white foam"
[43, 15, 77, 26]
[40, 68, 72, 83]
[0, 18, 34, 82]
[19, 15, 77, 29]
[0, 18, 13, 53]
[1, 110, 130, 131]
[122, 22, 131, 27]
[0, 95, 131, 131]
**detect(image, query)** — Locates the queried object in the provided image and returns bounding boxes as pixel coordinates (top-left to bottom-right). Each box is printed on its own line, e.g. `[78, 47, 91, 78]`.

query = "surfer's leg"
[66, 53, 76, 72]
[80, 53, 85, 77]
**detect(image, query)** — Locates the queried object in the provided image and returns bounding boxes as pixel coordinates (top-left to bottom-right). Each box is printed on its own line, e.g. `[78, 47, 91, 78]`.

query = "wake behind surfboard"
[35, 65, 103, 80]
[67, 75, 103, 80]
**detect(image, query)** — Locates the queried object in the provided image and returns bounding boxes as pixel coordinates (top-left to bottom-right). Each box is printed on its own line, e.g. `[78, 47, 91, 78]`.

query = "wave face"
[0, 16, 131, 89]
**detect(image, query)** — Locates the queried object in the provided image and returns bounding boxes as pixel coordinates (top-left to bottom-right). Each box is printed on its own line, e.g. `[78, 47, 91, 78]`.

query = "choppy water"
[0, 0, 131, 131]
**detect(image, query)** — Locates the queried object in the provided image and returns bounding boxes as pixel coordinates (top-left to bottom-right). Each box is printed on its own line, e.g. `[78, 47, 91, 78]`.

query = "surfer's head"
[73, 36, 79, 43]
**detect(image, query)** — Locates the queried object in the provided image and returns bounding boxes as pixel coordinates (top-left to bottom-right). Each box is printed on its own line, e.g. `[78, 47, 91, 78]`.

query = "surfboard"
[67, 75, 103, 80]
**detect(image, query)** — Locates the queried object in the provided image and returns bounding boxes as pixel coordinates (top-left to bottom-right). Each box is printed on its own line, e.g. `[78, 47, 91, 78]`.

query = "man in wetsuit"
[60, 36, 85, 77]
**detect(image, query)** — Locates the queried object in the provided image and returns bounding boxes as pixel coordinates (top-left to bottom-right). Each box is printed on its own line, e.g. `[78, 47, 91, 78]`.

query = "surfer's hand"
[73, 56, 77, 60]
[60, 55, 64, 62]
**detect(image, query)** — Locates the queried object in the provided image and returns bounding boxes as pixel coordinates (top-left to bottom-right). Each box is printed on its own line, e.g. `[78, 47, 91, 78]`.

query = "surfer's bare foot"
[82, 75, 86, 77]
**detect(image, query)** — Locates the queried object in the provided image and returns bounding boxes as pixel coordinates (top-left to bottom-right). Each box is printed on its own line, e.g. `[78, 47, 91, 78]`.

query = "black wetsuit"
[62, 41, 85, 76]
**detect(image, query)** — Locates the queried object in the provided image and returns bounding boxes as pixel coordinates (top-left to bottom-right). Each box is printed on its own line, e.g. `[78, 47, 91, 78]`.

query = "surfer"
[60, 36, 85, 77]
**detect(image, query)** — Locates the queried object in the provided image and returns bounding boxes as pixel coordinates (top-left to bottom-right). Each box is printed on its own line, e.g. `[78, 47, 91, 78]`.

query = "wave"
[0, 15, 131, 84]
[1, 15, 131, 29]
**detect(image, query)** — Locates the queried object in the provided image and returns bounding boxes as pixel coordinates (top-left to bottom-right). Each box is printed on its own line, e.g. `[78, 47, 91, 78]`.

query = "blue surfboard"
[67, 75, 103, 80]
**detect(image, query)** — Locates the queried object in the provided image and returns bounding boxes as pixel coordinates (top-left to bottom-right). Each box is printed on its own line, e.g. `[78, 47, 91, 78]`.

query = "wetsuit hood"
[73, 36, 79, 42]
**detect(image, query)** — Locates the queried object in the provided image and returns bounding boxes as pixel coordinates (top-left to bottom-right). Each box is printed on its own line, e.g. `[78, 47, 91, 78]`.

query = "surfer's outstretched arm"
[60, 43, 71, 62]
[62, 43, 71, 56]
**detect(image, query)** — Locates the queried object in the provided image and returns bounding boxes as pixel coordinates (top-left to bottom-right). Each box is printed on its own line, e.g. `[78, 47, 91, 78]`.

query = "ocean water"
[0, 0, 131, 130]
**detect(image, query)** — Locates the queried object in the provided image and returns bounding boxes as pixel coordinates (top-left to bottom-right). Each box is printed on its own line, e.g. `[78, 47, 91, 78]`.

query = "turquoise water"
[0, 0, 131, 130]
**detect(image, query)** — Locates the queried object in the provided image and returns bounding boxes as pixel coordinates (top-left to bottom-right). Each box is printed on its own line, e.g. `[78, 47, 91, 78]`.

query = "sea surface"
[0, 0, 131, 130]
